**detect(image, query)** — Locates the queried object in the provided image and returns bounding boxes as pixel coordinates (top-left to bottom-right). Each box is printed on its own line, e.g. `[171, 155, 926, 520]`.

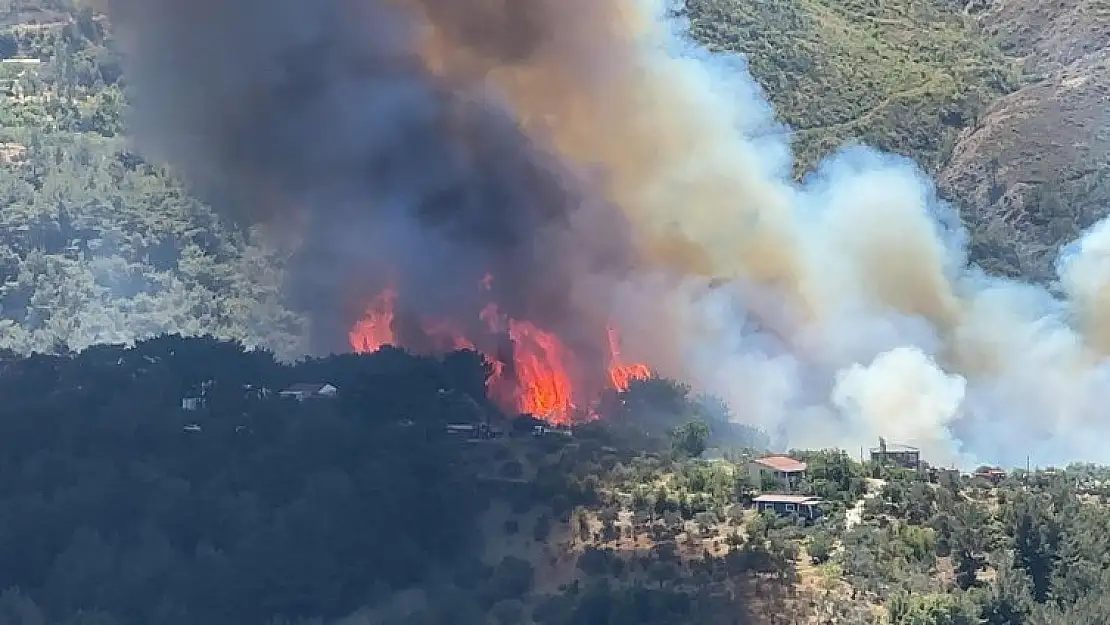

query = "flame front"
[606, 326, 651, 391]
[349, 278, 651, 425]
[348, 287, 397, 352]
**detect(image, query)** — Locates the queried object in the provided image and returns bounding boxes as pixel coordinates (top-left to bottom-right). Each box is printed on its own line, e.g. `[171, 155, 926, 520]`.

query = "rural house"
[974, 466, 1008, 484]
[749, 455, 807, 491]
[870, 442, 922, 470]
[279, 383, 338, 401]
[752, 494, 824, 522]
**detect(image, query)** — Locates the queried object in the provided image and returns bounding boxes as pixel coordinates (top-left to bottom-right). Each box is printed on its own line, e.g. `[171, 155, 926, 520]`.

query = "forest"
[0, 1, 308, 358]
[1, 337, 1110, 624]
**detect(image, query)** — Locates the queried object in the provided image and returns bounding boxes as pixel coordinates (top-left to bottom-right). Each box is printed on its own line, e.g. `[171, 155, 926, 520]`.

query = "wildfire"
[349, 277, 651, 425]
[348, 287, 397, 352]
[477, 303, 577, 424]
[606, 326, 652, 391]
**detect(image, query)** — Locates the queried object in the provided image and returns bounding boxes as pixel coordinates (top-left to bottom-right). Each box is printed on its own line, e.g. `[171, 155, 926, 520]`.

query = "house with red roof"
[749, 454, 807, 491]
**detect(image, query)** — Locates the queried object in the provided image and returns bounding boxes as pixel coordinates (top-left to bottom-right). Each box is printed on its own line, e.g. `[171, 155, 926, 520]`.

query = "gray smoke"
[95, 0, 633, 360]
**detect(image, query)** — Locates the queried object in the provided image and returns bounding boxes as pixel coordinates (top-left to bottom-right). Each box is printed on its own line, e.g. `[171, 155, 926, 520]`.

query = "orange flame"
[479, 303, 576, 424]
[349, 287, 397, 352]
[606, 326, 651, 391]
[349, 276, 653, 425]
[506, 319, 575, 423]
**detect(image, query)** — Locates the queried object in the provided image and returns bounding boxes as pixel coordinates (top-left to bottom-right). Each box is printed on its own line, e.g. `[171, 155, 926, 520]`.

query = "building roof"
[281, 382, 334, 394]
[753, 494, 823, 504]
[752, 455, 807, 473]
[870, 443, 920, 453]
[975, 466, 1007, 475]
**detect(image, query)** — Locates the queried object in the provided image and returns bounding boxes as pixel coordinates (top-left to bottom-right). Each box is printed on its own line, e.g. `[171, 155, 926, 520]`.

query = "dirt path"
[841, 479, 885, 540]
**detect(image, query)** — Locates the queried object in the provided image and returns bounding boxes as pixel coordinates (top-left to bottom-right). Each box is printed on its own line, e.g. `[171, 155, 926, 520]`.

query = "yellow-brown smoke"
[395, 0, 1110, 466]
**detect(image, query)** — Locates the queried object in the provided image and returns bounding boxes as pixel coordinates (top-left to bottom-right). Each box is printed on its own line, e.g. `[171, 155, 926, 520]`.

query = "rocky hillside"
[690, 0, 1108, 281]
[941, 0, 1110, 280]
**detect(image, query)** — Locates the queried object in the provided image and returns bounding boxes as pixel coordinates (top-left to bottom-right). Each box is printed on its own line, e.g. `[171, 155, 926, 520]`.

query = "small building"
[752, 494, 824, 521]
[749, 455, 807, 491]
[974, 466, 1008, 485]
[279, 383, 338, 401]
[870, 443, 922, 470]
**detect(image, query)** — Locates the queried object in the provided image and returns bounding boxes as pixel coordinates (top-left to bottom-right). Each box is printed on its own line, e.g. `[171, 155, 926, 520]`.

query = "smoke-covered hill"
[688, 0, 1109, 281]
[0, 0, 1101, 355]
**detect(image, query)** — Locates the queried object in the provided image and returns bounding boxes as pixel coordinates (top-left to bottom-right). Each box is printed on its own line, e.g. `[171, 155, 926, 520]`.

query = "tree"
[808, 531, 834, 564]
[670, 419, 710, 458]
[979, 552, 1033, 625]
[1011, 495, 1060, 602]
[888, 592, 978, 625]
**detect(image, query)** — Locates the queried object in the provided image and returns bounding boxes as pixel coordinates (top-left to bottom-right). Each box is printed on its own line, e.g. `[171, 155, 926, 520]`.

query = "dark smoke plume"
[100, 0, 1110, 468]
[95, 0, 633, 356]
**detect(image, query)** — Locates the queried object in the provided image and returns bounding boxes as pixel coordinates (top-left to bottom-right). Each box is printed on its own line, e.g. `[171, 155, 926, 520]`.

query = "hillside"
[0, 1, 309, 357]
[0, 0, 1103, 353]
[689, 0, 1109, 280]
[2, 337, 1110, 624]
[685, 0, 1019, 175]
[941, 0, 1110, 280]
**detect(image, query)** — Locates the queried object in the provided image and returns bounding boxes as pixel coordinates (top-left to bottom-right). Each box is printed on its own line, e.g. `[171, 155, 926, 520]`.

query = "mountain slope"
[690, 0, 1109, 280]
[940, 0, 1110, 280]
[685, 0, 1019, 174]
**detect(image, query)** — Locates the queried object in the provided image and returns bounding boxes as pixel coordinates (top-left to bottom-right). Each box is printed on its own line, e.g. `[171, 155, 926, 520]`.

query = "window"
[784, 504, 795, 512]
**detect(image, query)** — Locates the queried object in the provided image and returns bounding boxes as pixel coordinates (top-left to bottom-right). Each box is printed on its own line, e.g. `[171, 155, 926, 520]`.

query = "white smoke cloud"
[609, 0, 1110, 469]
[831, 347, 968, 467]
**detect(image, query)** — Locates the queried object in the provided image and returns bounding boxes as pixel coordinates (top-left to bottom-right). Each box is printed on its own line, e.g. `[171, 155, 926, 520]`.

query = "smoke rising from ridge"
[98, 0, 1110, 468]
[94, 0, 635, 368]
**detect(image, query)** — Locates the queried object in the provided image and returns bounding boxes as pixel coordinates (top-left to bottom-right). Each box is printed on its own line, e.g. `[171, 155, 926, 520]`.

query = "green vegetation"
[683, 0, 1019, 175]
[0, 1, 307, 357]
[6, 337, 1110, 623]
[0, 1, 1106, 624]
